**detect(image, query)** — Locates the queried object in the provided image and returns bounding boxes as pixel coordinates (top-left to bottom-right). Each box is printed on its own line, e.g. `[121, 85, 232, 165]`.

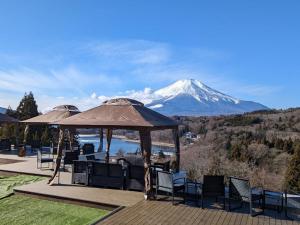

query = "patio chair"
[37, 148, 53, 169]
[156, 171, 185, 205]
[72, 160, 89, 185]
[201, 175, 225, 209]
[62, 150, 80, 170]
[229, 177, 264, 216]
[151, 161, 170, 188]
[82, 143, 95, 155]
[126, 164, 145, 191]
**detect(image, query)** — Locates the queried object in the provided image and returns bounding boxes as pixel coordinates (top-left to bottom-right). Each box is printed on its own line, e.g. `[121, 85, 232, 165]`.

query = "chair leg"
[172, 191, 175, 205]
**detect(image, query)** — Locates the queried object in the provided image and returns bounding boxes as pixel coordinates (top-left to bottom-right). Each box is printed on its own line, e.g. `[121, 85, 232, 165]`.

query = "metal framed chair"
[229, 177, 264, 216]
[37, 148, 53, 169]
[156, 171, 186, 205]
[62, 150, 80, 170]
[285, 189, 300, 220]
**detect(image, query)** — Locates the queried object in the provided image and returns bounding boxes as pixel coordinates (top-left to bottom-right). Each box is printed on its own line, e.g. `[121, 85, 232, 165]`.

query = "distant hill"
[146, 79, 269, 116]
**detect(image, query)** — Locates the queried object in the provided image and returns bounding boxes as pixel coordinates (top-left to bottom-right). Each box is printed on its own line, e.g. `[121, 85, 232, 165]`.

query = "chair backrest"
[203, 175, 225, 196]
[229, 177, 251, 199]
[109, 164, 124, 177]
[92, 162, 108, 176]
[129, 165, 144, 180]
[154, 161, 170, 171]
[82, 143, 95, 155]
[157, 171, 173, 190]
[64, 151, 79, 164]
[73, 160, 88, 173]
[86, 155, 96, 161]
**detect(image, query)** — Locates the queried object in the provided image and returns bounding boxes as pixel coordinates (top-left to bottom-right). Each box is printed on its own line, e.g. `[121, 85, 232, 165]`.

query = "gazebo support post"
[67, 129, 73, 151]
[48, 127, 64, 185]
[172, 127, 180, 172]
[98, 128, 103, 152]
[23, 124, 29, 145]
[15, 123, 19, 149]
[105, 128, 112, 163]
[139, 129, 152, 199]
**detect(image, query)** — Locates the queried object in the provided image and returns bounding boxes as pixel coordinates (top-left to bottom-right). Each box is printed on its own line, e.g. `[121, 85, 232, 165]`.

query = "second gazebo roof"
[22, 105, 80, 125]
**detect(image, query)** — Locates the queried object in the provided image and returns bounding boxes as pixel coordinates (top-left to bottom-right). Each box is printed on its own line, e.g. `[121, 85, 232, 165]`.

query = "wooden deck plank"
[99, 201, 300, 225]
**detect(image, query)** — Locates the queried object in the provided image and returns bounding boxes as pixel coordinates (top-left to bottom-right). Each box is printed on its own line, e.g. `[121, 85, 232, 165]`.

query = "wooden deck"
[99, 200, 300, 225]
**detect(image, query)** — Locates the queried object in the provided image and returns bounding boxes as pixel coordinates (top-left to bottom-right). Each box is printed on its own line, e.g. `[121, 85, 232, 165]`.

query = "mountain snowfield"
[144, 79, 269, 116]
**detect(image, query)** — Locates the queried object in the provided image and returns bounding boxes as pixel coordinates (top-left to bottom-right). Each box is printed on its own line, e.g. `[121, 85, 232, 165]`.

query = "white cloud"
[87, 40, 171, 65]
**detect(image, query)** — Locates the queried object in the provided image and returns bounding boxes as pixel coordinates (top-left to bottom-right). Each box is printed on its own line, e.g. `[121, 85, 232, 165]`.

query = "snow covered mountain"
[146, 79, 269, 116]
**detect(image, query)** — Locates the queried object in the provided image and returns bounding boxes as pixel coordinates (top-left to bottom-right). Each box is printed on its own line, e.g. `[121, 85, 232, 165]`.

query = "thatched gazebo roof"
[0, 113, 19, 124]
[56, 98, 177, 130]
[22, 105, 80, 125]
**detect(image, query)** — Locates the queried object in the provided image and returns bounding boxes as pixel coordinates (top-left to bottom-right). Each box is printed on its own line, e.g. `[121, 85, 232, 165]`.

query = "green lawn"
[0, 175, 45, 198]
[0, 175, 110, 225]
[0, 195, 109, 225]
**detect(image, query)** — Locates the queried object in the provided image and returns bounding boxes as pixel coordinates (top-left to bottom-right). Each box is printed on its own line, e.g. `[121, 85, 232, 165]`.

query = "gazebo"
[49, 98, 180, 197]
[21, 105, 80, 146]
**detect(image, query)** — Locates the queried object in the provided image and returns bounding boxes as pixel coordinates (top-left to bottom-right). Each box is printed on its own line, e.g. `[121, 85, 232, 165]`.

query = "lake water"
[78, 135, 174, 156]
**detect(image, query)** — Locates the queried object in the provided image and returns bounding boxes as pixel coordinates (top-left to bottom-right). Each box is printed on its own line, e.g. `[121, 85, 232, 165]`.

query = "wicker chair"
[62, 150, 80, 170]
[72, 160, 89, 185]
[201, 175, 225, 209]
[126, 165, 145, 191]
[156, 171, 185, 205]
[89, 162, 126, 189]
[229, 177, 264, 216]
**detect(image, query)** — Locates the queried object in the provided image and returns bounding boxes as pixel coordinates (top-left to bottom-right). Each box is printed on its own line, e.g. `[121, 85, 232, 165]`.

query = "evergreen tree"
[16, 92, 39, 120]
[15, 92, 39, 145]
[285, 142, 300, 192]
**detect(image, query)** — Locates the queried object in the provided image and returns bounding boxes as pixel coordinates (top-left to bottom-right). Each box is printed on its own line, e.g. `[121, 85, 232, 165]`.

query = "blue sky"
[0, 0, 299, 111]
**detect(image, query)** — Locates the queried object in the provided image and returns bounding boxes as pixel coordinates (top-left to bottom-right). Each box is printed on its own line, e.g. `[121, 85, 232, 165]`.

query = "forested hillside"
[175, 108, 300, 192]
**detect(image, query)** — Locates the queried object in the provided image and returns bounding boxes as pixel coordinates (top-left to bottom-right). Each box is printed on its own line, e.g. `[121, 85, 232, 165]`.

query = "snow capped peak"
[154, 79, 240, 104]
